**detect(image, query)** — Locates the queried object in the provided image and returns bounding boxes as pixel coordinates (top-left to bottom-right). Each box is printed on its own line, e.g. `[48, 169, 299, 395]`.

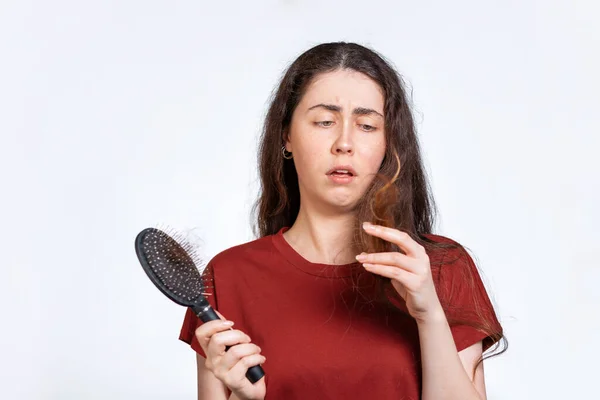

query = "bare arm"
[196, 353, 228, 400]
[458, 341, 487, 396]
[418, 310, 487, 400]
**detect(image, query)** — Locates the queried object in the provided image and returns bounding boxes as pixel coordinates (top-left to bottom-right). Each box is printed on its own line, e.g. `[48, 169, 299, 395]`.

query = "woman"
[179, 42, 506, 400]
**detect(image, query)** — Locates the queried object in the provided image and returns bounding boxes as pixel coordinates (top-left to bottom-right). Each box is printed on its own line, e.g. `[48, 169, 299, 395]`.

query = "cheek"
[360, 140, 386, 170]
[293, 144, 323, 178]
[295, 138, 324, 164]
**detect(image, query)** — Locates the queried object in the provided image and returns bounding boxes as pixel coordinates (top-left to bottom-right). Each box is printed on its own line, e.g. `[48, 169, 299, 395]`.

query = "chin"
[304, 183, 364, 213]
[325, 194, 359, 212]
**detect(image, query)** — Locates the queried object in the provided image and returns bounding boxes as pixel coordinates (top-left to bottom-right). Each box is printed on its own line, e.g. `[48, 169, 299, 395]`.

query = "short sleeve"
[178, 261, 218, 358]
[437, 245, 503, 353]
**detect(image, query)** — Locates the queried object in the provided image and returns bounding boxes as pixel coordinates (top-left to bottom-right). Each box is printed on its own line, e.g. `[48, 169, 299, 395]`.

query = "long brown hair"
[250, 42, 507, 372]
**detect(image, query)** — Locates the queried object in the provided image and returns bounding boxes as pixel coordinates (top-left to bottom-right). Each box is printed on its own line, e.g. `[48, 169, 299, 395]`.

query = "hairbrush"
[134, 226, 265, 383]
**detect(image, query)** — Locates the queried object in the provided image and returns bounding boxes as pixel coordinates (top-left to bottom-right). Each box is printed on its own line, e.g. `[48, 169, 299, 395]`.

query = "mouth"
[326, 165, 357, 184]
[326, 165, 357, 177]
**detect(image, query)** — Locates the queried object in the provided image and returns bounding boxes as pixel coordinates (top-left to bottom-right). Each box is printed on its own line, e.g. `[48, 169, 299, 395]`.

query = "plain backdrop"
[1, 0, 598, 399]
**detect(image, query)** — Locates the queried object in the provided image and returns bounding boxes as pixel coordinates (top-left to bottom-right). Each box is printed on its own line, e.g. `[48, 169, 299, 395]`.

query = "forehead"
[300, 69, 384, 111]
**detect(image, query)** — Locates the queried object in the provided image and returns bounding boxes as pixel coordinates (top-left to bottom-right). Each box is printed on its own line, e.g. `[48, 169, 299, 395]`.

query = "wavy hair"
[250, 42, 507, 372]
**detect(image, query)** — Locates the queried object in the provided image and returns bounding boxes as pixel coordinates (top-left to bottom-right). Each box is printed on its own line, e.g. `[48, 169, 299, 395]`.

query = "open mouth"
[326, 165, 357, 177]
[328, 169, 354, 177]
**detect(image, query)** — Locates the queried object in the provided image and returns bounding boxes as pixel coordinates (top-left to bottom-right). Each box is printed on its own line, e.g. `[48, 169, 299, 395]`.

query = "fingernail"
[223, 320, 234, 326]
[363, 222, 374, 230]
[355, 254, 367, 261]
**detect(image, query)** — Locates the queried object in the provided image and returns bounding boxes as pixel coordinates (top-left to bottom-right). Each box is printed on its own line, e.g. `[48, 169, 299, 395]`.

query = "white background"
[1, 0, 598, 399]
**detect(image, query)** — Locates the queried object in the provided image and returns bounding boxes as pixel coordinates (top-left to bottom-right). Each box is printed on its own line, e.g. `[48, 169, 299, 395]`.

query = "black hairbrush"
[134, 226, 265, 383]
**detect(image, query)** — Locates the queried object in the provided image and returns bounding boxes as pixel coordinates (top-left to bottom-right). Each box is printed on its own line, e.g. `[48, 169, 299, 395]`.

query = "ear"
[283, 129, 292, 152]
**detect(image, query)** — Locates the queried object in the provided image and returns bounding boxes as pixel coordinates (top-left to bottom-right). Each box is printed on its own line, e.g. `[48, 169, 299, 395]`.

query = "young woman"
[179, 42, 506, 400]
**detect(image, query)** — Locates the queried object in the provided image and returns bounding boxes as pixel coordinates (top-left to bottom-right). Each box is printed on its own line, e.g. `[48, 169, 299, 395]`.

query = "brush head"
[134, 226, 266, 384]
[134, 226, 212, 308]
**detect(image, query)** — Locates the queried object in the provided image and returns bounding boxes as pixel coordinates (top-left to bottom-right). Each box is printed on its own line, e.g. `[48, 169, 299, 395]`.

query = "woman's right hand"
[195, 317, 266, 400]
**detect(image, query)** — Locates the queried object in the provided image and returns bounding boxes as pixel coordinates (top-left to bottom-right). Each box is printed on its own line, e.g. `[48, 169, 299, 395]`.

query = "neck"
[283, 201, 360, 265]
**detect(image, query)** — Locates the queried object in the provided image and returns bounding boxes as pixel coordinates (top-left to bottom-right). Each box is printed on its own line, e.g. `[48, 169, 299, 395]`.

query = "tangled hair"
[250, 42, 507, 372]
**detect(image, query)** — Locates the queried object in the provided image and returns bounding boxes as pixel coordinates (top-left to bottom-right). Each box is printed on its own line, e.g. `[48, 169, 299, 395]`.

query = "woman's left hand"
[356, 222, 444, 323]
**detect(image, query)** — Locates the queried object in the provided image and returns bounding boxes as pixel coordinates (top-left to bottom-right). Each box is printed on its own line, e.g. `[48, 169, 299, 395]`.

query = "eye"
[316, 121, 335, 127]
[360, 124, 376, 131]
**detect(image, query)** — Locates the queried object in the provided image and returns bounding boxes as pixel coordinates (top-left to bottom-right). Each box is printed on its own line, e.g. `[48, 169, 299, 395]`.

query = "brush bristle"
[139, 225, 213, 302]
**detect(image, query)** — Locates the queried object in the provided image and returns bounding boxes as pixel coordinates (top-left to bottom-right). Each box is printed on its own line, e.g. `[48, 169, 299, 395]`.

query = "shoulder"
[421, 233, 481, 292]
[423, 233, 493, 303]
[208, 233, 277, 272]
[422, 232, 464, 248]
[421, 233, 469, 264]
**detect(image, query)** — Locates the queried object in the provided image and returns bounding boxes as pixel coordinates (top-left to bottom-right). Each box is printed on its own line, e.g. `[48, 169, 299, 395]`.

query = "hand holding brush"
[195, 313, 266, 400]
[134, 226, 265, 398]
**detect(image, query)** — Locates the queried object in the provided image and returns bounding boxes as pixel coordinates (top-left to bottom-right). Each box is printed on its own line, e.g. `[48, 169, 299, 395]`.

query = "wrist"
[414, 303, 446, 326]
[230, 391, 264, 400]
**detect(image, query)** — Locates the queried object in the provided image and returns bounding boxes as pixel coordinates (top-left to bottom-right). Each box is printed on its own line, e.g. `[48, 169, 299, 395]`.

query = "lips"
[326, 165, 357, 176]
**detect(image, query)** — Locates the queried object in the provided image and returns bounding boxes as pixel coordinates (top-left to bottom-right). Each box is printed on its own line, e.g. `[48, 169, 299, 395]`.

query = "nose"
[332, 126, 354, 155]
[334, 142, 353, 155]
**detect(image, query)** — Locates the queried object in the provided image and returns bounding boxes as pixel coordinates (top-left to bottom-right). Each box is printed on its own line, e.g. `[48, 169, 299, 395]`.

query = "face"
[285, 69, 386, 212]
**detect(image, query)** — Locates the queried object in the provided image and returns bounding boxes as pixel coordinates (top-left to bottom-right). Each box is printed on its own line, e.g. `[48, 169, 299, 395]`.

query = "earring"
[282, 145, 293, 160]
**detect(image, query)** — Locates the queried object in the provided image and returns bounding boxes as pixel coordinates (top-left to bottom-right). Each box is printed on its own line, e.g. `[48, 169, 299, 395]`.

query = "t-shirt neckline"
[271, 226, 361, 278]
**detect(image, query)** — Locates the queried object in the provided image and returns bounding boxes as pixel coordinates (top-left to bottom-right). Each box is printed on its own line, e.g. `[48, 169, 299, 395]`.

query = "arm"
[357, 224, 498, 400]
[417, 309, 487, 400]
[196, 354, 229, 400]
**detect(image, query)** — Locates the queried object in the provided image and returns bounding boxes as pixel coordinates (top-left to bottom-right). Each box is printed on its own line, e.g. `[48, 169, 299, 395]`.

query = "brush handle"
[193, 302, 265, 384]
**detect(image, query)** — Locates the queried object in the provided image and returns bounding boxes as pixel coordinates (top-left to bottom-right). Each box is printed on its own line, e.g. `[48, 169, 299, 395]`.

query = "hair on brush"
[134, 225, 265, 383]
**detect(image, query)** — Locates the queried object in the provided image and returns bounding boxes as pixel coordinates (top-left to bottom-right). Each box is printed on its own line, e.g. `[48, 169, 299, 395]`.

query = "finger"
[224, 354, 266, 387]
[362, 222, 425, 257]
[207, 329, 252, 359]
[195, 319, 235, 350]
[196, 319, 234, 337]
[362, 262, 414, 284]
[356, 252, 416, 272]
[216, 343, 262, 374]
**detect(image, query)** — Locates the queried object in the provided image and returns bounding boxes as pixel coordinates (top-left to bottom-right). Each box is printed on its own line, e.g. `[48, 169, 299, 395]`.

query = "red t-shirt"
[179, 227, 502, 399]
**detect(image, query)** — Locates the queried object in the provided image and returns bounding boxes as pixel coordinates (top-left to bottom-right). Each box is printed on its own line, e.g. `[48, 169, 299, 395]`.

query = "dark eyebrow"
[307, 103, 384, 118]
